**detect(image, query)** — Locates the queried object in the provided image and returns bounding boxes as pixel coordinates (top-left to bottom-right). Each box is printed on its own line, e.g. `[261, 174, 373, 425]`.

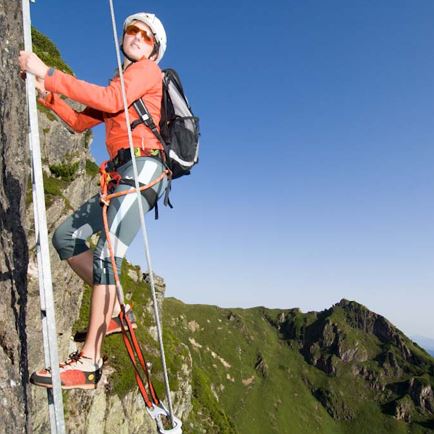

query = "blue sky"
[31, 1, 434, 340]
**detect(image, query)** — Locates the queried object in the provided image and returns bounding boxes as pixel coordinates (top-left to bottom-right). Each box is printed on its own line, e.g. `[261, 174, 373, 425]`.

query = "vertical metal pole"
[21, 1, 66, 433]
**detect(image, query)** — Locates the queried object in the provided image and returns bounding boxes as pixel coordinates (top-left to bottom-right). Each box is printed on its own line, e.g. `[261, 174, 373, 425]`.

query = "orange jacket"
[40, 58, 163, 160]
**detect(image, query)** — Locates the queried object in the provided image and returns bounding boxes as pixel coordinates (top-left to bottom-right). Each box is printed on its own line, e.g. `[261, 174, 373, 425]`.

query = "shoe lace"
[44, 351, 90, 373]
[60, 351, 85, 368]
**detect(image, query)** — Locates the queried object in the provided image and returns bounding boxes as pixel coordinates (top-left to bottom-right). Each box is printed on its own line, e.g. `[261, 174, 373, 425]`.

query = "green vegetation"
[26, 179, 33, 207]
[163, 301, 340, 433]
[85, 159, 99, 178]
[83, 129, 93, 149]
[43, 172, 68, 207]
[49, 161, 79, 182]
[32, 27, 73, 122]
[189, 366, 237, 433]
[28, 166, 74, 208]
[163, 299, 434, 433]
[32, 27, 73, 75]
[40, 167, 77, 209]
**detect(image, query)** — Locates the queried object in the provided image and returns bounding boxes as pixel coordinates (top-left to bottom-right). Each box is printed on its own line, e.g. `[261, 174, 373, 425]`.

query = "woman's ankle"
[80, 348, 100, 363]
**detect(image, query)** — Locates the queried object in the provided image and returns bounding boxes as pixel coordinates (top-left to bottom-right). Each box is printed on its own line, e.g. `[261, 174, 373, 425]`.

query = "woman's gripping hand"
[19, 51, 49, 80]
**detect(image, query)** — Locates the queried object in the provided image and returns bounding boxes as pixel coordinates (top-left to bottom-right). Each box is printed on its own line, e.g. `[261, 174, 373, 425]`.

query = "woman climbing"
[19, 12, 168, 390]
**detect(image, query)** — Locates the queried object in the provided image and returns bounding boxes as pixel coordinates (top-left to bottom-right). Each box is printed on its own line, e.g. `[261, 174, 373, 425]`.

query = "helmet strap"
[120, 32, 137, 63]
[148, 40, 160, 62]
[121, 43, 137, 63]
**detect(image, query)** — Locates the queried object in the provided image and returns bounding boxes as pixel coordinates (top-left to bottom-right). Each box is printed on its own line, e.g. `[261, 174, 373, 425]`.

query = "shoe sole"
[30, 367, 102, 390]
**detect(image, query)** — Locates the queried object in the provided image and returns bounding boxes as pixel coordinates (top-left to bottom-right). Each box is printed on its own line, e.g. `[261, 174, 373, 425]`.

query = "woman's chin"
[124, 49, 144, 61]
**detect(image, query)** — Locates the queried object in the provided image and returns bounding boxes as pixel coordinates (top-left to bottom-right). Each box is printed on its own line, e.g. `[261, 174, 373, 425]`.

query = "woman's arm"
[43, 60, 161, 113]
[39, 93, 104, 132]
[19, 50, 161, 116]
[19, 51, 104, 131]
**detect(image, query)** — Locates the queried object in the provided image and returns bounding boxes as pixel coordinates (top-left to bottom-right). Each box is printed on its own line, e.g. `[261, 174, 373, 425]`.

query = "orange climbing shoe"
[30, 351, 103, 390]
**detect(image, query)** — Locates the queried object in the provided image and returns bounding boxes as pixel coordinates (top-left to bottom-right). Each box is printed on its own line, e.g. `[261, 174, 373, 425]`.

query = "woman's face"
[123, 20, 156, 61]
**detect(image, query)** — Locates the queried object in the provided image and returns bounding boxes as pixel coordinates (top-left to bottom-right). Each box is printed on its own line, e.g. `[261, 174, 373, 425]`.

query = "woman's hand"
[18, 51, 49, 79]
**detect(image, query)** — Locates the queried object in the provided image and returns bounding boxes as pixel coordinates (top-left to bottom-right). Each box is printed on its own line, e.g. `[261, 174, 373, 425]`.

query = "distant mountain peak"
[270, 299, 434, 423]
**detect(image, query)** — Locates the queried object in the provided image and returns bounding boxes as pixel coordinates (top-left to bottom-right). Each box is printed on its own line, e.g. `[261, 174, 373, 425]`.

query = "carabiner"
[146, 402, 183, 434]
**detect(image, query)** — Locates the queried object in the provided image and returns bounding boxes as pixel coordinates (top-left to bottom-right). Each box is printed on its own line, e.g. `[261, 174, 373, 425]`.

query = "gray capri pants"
[52, 156, 168, 285]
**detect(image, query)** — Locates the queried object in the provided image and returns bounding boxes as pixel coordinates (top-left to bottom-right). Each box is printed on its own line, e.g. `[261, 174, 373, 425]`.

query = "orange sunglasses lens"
[125, 25, 154, 44]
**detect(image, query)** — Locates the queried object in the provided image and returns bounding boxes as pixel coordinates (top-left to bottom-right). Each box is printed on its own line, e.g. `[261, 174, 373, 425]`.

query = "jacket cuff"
[44, 68, 58, 93]
[38, 92, 55, 107]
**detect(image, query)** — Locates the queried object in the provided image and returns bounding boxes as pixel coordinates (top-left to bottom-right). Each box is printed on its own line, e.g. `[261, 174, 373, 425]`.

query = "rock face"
[0, 2, 31, 432]
[312, 387, 354, 421]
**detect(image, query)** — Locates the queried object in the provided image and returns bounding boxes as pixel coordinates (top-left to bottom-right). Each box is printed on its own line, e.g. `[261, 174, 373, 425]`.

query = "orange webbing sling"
[99, 161, 168, 409]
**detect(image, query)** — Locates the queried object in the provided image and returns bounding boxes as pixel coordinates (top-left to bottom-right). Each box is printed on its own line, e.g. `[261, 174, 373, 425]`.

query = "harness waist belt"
[110, 147, 161, 171]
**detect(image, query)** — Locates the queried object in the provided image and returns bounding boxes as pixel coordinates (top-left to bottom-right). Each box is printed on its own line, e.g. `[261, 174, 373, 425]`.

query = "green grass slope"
[164, 298, 434, 434]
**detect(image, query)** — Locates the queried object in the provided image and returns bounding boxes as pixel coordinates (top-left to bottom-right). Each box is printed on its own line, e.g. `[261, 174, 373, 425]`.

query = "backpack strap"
[131, 99, 171, 170]
[131, 98, 174, 211]
[163, 178, 173, 209]
[131, 99, 166, 147]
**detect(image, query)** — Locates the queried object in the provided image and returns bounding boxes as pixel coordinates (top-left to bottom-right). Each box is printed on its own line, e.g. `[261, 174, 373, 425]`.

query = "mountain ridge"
[164, 296, 434, 433]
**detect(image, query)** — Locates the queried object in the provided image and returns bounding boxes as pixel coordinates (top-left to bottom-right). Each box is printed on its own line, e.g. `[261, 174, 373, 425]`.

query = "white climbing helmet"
[123, 12, 167, 64]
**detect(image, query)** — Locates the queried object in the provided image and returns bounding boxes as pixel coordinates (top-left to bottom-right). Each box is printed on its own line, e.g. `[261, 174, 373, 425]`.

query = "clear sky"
[31, 0, 434, 340]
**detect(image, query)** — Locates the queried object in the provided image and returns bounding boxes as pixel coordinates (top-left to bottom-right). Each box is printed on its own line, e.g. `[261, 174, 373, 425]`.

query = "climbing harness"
[107, 1, 182, 432]
[21, 0, 66, 433]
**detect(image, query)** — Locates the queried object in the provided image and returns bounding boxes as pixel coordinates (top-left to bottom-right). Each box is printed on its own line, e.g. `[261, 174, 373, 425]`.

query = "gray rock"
[393, 396, 413, 422]
[408, 377, 434, 414]
[0, 1, 32, 431]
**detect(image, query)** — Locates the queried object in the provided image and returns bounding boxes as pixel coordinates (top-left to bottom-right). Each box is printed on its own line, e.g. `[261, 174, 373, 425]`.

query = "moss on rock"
[32, 27, 73, 75]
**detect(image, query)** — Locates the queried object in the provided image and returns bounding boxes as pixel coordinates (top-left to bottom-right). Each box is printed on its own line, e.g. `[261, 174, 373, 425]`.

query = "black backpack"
[131, 68, 200, 180]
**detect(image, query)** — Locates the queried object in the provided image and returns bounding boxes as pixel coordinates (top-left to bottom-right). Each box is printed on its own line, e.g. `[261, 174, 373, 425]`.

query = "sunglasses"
[125, 24, 154, 45]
